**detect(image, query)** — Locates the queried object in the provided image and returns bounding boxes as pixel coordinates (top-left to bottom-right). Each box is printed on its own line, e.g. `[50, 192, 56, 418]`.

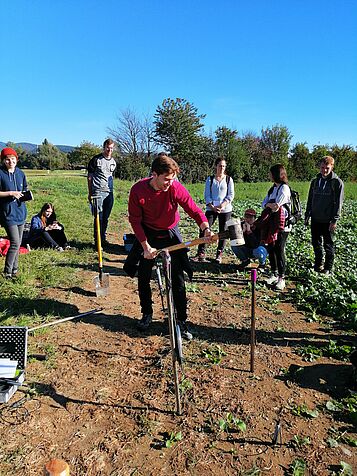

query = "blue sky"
[1, 0, 356, 149]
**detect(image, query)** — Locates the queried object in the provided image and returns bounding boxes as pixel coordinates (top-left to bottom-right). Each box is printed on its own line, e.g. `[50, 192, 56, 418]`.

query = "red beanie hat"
[1, 147, 18, 160]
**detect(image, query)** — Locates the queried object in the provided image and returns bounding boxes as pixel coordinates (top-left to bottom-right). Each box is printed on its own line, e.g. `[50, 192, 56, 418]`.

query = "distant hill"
[0, 141, 75, 153]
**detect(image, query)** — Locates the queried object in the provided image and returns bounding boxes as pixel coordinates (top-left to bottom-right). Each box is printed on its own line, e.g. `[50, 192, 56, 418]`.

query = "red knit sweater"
[128, 178, 206, 243]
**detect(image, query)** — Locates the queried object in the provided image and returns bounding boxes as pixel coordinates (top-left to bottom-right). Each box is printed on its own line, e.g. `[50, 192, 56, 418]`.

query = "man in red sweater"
[128, 153, 212, 340]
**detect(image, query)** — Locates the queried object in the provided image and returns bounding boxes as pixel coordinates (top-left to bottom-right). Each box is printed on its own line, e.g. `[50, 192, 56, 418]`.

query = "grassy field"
[0, 174, 356, 329]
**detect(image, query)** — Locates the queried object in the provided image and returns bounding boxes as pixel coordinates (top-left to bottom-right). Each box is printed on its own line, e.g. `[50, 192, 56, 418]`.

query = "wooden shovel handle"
[158, 233, 220, 254]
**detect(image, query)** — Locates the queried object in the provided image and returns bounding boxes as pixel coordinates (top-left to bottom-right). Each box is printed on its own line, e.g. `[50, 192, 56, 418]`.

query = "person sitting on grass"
[28, 203, 70, 251]
[231, 208, 268, 270]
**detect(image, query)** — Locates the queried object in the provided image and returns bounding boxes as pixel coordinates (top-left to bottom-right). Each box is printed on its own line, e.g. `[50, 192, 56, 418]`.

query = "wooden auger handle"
[157, 233, 221, 254]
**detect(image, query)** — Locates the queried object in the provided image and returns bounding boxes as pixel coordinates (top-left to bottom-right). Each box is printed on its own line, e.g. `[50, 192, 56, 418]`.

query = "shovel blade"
[94, 273, 110, 297]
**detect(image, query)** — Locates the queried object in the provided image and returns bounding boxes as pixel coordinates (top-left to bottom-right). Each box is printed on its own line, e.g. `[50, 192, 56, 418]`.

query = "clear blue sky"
[1, 0, 356, 149]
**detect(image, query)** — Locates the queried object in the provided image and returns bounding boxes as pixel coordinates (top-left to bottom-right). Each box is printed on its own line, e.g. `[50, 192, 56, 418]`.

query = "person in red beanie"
[0, 147, 28, 278]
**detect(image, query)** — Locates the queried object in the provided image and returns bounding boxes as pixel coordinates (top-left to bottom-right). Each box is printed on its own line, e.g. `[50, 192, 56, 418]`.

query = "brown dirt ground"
[0, 230, 356, 476]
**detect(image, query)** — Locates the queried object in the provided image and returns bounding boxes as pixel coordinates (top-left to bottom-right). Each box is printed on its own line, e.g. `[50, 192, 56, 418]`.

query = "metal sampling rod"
[250, 268, 257, 373]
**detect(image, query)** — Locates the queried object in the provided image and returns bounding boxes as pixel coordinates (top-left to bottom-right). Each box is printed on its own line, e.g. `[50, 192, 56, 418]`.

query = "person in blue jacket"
[0, 147, 28, 278]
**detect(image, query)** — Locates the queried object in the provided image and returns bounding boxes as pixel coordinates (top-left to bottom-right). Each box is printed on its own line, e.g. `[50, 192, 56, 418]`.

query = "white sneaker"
[266, 274, 279, 285]
[275, 278, 286, 291]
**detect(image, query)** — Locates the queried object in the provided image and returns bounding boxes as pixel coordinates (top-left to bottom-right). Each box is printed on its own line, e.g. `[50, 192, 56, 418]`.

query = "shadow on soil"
[0, 298, 78, 322]
[280, 363, 354, 399]
[80, 311, 350, 349]
[29, 382, 173, 415]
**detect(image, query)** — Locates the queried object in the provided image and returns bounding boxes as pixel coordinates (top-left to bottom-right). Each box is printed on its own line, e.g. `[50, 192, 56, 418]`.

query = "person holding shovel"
[87, 138, 117, 247]
[126, 153, 213, 340]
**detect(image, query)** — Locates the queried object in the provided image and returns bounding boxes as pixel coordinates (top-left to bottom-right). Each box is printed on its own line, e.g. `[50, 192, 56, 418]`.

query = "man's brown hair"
[103, 138, 115, 148]
[151, 153, 180, 175]
[320, 155, 335, 167]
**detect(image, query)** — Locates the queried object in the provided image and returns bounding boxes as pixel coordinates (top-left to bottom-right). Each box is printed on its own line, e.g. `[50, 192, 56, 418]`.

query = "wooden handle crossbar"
[157, 229, 233, 254]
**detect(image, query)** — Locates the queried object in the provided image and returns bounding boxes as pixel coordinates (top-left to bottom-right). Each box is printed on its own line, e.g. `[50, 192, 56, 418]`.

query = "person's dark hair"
[215, 157, 226, 166]
[39, 202, 56, 225]
[151, 153, 180, 175]
[103, 138, 115, 148]
[270, 164, 288, 184]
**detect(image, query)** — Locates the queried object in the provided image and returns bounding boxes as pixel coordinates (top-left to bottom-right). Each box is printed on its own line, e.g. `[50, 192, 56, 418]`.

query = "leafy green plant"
[185, 283, 201, 293]
[202, 344, 226, 365]
[295, 340, 354, 362]
[327, 428, 357, 448]
[326, 393, 357, 425]
[296, 345, 323, 362]
[324, 340, 353, 361]
[217, 412, 246, 434]
[179, 377, 193, 394]
[290, 403, 318, 419]
[164, 431, 182, 448]
[291, 435, 311, 448]
[288, 458, 306, 476]
[330, 461, 353, 476]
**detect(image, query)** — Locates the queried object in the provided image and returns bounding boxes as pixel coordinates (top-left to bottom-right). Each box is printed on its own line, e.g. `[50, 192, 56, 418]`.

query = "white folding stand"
[0, 326, 27, 403]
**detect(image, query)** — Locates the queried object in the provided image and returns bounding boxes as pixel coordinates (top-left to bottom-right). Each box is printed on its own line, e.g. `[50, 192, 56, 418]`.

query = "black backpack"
[268, 184, 302, 227]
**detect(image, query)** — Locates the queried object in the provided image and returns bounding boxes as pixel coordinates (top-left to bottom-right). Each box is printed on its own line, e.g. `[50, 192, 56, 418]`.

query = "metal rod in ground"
[28, 309, 103, 332]
[250, 268, 257, 373]
[160, 250, 182, 415]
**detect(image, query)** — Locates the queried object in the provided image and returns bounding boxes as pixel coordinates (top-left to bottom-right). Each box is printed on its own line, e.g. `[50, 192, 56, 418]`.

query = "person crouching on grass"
[0, 147, 28, 279]
[28, 203, 70, 252]
[125, 153, 214, 340]
[231, 208, 268, 270]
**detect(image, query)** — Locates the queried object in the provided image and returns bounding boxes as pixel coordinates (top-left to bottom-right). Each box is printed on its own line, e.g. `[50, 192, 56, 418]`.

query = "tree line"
[6, 98, 357, 182]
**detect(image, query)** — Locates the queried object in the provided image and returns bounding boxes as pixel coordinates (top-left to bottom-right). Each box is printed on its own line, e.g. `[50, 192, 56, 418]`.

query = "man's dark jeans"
[138, 229, 188, 322]
[311, 220, 334, 271]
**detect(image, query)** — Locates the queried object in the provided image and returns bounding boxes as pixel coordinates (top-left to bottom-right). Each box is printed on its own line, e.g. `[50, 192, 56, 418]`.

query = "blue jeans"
[92, 191, 114, 242]
[231, 244, 267, 265]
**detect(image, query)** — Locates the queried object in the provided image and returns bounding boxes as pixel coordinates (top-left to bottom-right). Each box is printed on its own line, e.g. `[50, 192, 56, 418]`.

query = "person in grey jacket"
[305, 156, 344, 274]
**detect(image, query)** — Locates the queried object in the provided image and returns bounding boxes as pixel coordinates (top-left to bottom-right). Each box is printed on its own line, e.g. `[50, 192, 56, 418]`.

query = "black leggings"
[30, 229, 68, 249]
[267, 231, 289, 277]
[198, 210, 232, 253]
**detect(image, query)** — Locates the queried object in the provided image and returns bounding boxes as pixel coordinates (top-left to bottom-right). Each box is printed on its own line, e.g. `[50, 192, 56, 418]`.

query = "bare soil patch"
[1, 233, 356, 475]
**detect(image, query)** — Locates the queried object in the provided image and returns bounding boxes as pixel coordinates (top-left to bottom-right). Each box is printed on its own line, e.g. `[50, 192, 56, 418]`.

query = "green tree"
[179, 135, 214, 183]
[34, 139, 68, 170]
[330, 144, 357, 181]
[288, 142, 315, 180]
[260, 124, 292, 167]
[154, 98, 205, 158]
[68, 141, 101, 169]
[310, 144, 331, 169]
[240, 132, 263, 182]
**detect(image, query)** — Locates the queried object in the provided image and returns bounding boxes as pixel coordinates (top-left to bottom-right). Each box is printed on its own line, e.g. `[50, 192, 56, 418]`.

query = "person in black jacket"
[305, 156, 344, 274]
